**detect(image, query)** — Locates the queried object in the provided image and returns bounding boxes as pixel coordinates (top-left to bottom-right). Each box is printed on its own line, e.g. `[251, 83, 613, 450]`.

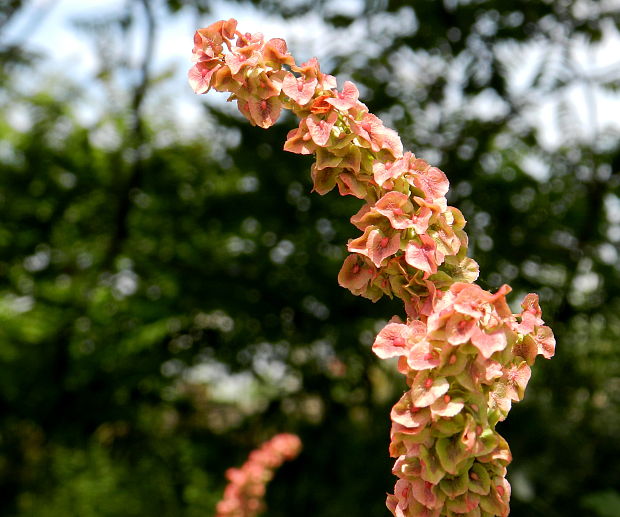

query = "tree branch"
[104, 0, 156, 268]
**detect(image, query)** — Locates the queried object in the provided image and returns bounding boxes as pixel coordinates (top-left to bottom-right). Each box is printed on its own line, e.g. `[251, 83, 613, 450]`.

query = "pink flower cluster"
[215, 433, 302, 517]
[190, 20, 555, 517]
[189, 18, 477, 318]
[375, 284, 554, 517]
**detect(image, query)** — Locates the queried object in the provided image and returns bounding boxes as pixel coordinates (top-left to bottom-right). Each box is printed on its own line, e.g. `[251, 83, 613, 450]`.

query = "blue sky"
[3, 0, 620, 150]
[1, 0, 369, 131]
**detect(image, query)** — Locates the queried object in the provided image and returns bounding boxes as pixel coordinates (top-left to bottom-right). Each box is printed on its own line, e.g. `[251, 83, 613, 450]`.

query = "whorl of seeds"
[191, 20, 555, 517]
[216, 433, 302, 517]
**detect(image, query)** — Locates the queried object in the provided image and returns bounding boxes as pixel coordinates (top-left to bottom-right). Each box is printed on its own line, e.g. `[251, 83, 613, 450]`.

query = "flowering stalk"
[216, 433, 302, 517]
[190, 19, 555, 517]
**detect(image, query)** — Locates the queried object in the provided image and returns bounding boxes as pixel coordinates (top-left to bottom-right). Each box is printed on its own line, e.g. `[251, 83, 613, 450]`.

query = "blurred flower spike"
[216, 433, 302, 517]
[191, 19, 555, 517]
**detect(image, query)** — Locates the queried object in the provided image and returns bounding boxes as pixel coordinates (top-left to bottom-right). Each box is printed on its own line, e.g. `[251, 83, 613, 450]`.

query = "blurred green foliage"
[0, 1, 619, 516]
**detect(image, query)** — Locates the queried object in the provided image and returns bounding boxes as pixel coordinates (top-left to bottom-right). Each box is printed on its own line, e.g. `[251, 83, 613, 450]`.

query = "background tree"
[0, 1, 619, 516]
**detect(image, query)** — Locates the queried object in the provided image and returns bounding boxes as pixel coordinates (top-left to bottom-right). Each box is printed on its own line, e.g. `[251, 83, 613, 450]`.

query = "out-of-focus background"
[1, 1, 620, 516]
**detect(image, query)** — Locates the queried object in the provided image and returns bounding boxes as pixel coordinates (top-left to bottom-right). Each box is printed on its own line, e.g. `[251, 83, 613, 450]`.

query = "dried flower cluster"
[377, 285, 554, 516]
[216, 433, 302, 517]
[190, 19, 555, 517]
[189, 19, 475, 316]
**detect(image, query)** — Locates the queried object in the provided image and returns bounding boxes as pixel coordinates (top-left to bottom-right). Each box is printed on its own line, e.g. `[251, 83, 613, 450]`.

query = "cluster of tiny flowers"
[190, 20, 555, 517]
[375, 284, 554, 517]
[189, 18, 477, 317]
[215, 433, 302, 517]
